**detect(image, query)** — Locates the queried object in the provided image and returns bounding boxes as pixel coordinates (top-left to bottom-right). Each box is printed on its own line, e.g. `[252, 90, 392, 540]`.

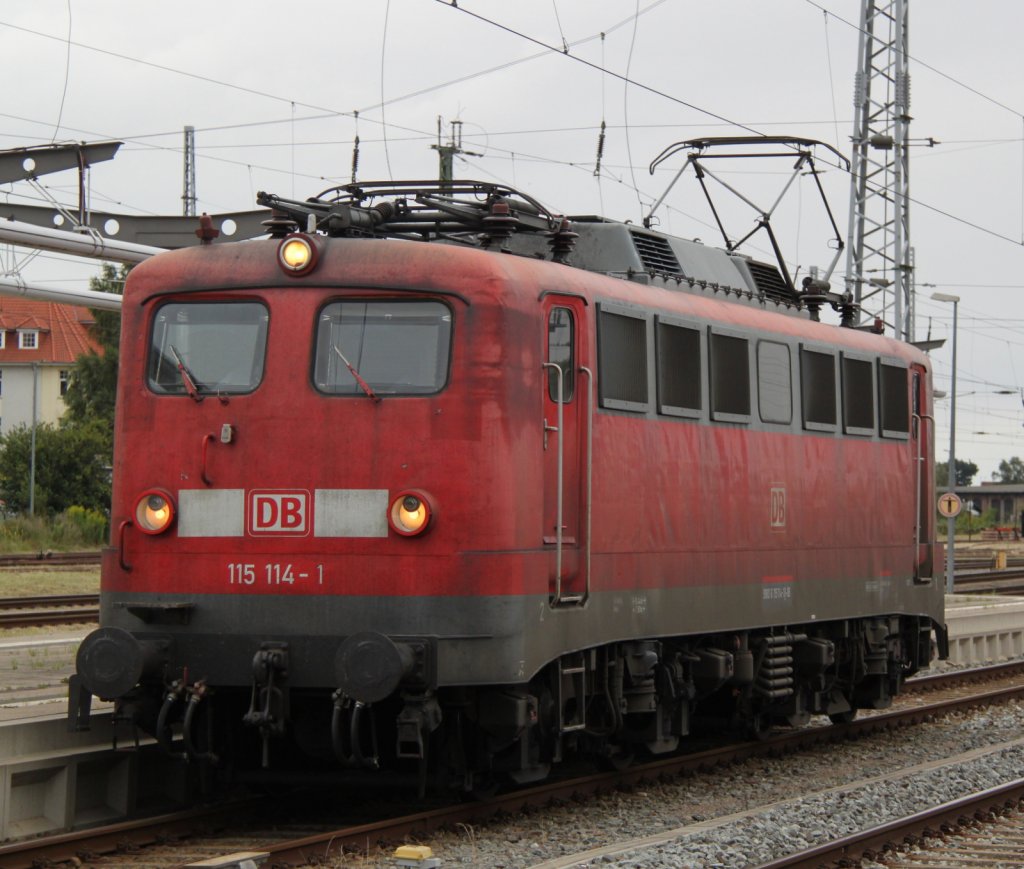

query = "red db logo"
[770, 486, 786, 529]
[248, 490, 310, 536]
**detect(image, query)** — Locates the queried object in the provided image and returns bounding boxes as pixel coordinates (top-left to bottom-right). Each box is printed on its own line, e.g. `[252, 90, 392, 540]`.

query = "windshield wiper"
[332, 345, 381, 402]
[170, 344, 204, 403]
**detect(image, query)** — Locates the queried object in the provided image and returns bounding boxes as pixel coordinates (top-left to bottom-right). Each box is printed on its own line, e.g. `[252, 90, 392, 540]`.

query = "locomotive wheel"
[826, 686, 858, 725]
[468, 773, 501, 801]
[598, 747, 635, 772]
[747, 709, 774, 741]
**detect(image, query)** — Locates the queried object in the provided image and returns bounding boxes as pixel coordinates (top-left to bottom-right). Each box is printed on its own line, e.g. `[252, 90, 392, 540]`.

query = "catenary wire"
[51, 0, 72, 143]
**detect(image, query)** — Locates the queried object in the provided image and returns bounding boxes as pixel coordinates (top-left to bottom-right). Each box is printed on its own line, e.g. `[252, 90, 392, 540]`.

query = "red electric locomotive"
[71, 168, 946, 791]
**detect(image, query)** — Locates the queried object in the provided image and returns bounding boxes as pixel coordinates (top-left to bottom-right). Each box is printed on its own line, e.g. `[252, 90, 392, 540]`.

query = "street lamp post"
[932, 291, 960, 593]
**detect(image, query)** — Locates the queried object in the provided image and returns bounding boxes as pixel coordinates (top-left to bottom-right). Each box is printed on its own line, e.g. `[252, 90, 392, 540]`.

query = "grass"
[0, 569, 100, 597]
[0, 508, 107, 553]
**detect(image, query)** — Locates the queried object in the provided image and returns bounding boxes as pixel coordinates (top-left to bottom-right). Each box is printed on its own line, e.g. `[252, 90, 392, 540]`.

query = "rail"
[751, 779, 1024, 869]
[0, 551, 100, 569]
[0, 594, 99, 628]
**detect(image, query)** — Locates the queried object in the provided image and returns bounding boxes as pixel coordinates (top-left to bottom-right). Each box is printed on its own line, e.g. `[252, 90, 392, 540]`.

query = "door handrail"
[579, 365, 593, 605]
[542, 362, 565, 601]
[913, 411, 934, 582]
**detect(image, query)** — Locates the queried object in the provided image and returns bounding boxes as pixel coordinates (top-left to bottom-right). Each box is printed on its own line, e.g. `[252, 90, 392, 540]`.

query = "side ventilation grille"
[630, 231, 683, 275]
[746, 260, 794, 303]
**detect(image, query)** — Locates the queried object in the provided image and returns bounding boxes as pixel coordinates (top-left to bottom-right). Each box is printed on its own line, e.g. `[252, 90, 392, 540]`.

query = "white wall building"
[0, 300, 100, 434]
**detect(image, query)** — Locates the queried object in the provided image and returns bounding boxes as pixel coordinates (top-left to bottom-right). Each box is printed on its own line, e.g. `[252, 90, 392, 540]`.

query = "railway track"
[0, 594, 98, 609]
[0, 608, 99, 628]
[752, 779, 1024, 868]
[881, 799, 1024, 868]
[956, 554, 1024, 571]
[0, 550, 100, 570]
[0, 594, 98, 628]
[954, 566, 1024, 595]
[3, 660, 1024, 868]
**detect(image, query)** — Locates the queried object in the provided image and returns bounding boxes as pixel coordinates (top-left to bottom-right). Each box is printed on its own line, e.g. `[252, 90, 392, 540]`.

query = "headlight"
[277, 233, 319, 275]
[388, 491, 432, 536]
[134, 490, 175, 535]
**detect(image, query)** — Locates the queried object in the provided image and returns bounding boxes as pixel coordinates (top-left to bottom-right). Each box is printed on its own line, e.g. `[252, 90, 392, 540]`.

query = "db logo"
[248, 490, 310, 536]
[770, 486, 786, 529]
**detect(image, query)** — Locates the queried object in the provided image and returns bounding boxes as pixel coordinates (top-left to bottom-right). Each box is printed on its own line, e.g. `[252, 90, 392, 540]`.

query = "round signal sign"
[937, 492, 962, 518]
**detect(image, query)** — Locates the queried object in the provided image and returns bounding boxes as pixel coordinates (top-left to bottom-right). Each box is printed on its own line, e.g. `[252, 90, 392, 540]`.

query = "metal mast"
[183, 125, 197, 217]
[430, 117, 482, 184]
[844, 0, 913, 340]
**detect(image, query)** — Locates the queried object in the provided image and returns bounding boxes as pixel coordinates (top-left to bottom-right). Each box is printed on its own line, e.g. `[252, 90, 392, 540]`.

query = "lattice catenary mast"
[844, 0, 914, 341]
[183, 125, 197, 217]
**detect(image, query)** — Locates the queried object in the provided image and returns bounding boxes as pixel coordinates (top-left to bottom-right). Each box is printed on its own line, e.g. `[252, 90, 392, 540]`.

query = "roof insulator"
[546, 217, 578, 263]
[480, 198, 516, 249]
[194, 213, 220, 245]
[262, 212, 300, 239]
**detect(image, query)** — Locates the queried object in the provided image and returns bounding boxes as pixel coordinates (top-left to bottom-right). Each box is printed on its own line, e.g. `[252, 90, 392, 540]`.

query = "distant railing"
[979, 526, 1019, 541]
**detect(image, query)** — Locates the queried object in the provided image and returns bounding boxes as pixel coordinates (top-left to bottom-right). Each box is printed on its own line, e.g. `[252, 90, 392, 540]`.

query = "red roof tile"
[0, 298, 102, 364]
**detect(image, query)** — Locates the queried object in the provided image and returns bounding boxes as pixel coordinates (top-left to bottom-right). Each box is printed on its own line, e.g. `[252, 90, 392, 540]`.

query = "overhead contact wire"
[380, 0, 393, 180]
[623, 0, 644, 217]
[51, 0, 72, 143]
[595, 31, 606, 214]
[435, 0, 765, 137]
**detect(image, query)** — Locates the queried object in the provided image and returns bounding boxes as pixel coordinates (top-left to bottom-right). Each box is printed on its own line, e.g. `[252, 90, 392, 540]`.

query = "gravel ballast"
[372, 701, 1024, 868]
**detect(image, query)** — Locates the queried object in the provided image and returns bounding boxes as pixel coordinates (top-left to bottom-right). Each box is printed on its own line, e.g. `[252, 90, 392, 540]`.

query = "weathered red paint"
[105, 235, 937, 605]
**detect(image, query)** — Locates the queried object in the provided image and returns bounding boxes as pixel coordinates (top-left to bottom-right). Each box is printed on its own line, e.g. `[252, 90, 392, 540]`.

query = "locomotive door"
[912, 365, 935, 581]
[541, 295, 592, 605]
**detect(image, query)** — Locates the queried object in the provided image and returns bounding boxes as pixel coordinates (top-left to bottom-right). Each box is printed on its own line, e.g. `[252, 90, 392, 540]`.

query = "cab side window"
[879, 362, 910, 438]
[547, 307, 575, 402]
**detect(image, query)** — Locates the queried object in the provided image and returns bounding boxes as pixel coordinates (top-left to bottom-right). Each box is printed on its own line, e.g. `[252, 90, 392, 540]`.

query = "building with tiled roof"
[0, 299, 102, 435]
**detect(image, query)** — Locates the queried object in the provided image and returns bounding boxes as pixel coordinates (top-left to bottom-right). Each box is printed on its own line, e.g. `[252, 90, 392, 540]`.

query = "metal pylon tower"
[182, 125, 196, 217]
[844, 0, 914, 341]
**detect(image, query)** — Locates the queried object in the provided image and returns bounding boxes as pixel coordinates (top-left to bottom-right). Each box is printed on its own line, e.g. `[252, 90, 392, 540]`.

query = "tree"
[0, 422, 111, 514]
[935, 458, 978, 488]
[993, 457, 1024, 484]
[61, 262, 126, 443]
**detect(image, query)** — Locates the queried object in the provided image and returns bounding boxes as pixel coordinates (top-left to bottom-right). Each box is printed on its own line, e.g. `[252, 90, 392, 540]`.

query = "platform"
[945, 593, 1024, 664]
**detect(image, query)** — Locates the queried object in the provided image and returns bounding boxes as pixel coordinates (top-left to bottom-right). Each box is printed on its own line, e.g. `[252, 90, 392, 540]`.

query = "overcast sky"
[2, 1, 1023, 483]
